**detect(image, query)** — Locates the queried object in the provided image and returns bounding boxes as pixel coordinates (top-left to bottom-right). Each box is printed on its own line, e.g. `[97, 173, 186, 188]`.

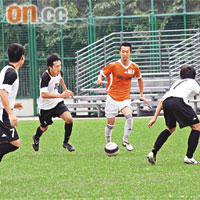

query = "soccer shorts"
[38, 101, 69, 128]
[0, 109, 19, 142]
[163, 97, 199, 129]
[105, 95, 132, 118]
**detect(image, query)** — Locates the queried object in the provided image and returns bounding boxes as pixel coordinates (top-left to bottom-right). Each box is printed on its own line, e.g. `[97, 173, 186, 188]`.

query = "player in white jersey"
[147, 66, 200, 164]
[0, 43, 25, 163]
[32, 53, 75, 152]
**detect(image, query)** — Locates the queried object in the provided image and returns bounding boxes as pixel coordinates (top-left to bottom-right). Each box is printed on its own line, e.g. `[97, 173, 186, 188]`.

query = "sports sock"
[186, 129, 200, 158]
[152, 129, 171, 156]
[64, 123, 73, 143]
[0, 143, 19, 162]
[35, 126, 44, 140]
[123, 114, 133, 142]
[105, 124, 114, 143]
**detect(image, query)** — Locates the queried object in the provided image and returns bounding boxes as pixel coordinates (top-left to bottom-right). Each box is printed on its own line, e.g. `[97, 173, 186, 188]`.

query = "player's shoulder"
[41, 70, 51, 81]
[130, 61, 140, 69]
[106, 61, 118, 67]
[4, 66, 17, 79]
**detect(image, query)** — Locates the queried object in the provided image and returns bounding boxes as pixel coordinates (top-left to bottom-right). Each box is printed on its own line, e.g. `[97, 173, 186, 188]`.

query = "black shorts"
[163, 97, 199, 129]
[39, 101, 69, 128]
[0, 109, 19, 142]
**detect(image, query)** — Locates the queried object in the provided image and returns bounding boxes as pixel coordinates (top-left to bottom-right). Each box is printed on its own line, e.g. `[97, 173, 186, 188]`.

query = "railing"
[169, 30, 200, 83]
[75, 29, 199, 95]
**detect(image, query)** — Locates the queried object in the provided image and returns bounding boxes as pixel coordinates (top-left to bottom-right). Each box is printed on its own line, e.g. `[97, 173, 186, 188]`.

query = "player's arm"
[137, 78, 150, 105]
[0, 89, 18, 127]
[41, 92, 71, 99]
[14, 103, 23, 110]
[148, 99, 163, 128]
[60, 78, 74, 97]
[97, 74, 104, 85]
[97, 65, 112, 85]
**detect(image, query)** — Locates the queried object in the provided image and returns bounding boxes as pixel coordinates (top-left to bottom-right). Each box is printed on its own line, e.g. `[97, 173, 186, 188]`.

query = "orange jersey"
[101, 59, 141, 101]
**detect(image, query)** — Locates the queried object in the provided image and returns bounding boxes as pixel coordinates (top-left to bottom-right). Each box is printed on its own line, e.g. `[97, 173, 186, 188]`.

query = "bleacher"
[67, 30, 200, 117]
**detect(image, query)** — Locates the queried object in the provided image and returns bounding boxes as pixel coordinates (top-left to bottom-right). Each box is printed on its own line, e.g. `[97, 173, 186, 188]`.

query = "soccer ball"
[104, 142, 119, 156]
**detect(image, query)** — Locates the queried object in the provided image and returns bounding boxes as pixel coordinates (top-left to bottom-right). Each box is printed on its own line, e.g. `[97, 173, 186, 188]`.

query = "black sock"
[0, 143, 19, 162]
[35, 126, 44, 140]
[186, 130, 200, 158]
[152, 129, 171, 156]
[64, 123, 73, 143]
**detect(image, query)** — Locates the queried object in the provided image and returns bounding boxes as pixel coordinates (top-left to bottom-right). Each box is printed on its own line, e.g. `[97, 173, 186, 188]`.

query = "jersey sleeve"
[1, 68, 17, 93]
[100, 63, 113, 77]
[40, 72, 51, 93]
[192, 80, 200, 94]
[134, 64, 141, 79]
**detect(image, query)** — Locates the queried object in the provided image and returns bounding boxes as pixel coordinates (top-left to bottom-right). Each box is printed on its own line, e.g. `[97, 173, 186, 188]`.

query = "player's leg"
[60, 111, 75, 152]
[148, 127, 175, 164]
[148, 98, 176, 164]
[121, 106, 133, 151]
[173, 100, 200, 164]
[184, 123, 200, 164]
[0, 126, 20, 162]
[105, 118, 115, 143]
[104, 95, 118, 144]
[32, 125, 48, 151]
[32, 109, 50, 151]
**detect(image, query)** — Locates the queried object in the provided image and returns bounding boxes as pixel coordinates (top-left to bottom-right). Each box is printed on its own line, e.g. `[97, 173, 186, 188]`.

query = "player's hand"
[60, 90, 73, 98]
[140, 95, 150, 106]
[148, 118, 156, 128]
[96, 79, 103, 85]
[9, 113, 18, 127]
[66, 90, 74, 98]
[14, 103, 23, 110]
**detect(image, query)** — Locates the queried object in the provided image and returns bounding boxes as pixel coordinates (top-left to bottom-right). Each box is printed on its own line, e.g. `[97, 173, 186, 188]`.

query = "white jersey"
[162, 78, 200, 105]
[38, 70, 63, 110]
[0, 65, 19, 112]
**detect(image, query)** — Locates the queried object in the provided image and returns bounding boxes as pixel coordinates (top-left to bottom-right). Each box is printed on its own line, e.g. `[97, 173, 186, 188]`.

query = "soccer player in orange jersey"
[97, 42, 149, 151]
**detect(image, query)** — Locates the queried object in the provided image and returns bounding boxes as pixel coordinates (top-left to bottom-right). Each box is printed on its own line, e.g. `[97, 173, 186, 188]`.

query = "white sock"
[123, 114, 133, 142]
[105, 124, 114, 143]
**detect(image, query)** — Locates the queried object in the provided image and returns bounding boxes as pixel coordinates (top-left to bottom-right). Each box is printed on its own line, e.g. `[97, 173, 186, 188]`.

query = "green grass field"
[1, 117, 200, 200]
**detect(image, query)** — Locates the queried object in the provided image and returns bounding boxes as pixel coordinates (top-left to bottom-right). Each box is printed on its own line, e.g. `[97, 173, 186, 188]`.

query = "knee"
[191, 123, 200, 131]
[11, 139, 20, 147]
[167, 127, 176, 134]
[107, 118, 115, 126]
[41, 126, 48, 132]
[65, 117, 73, 124]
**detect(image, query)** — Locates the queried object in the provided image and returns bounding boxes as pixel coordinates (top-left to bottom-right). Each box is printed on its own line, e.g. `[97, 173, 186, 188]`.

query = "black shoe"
[32, 134, 39, 151]
[63, 142, 75, 152]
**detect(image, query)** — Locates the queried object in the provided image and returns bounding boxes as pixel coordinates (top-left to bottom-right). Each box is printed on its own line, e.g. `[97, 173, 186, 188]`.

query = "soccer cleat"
[32, 134, 39, 151]
[63, 142, 75, 152]
[184, 156, 200, 164]
[147, 152, 156, 165]
[122, 141, 133, 151]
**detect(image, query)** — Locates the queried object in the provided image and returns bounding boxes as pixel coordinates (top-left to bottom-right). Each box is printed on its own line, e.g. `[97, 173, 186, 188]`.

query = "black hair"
[7, 43, 25, 62]
[180, 66, 196, 79]
[46, 53, 61, 67]
[120, 42, 132, 52]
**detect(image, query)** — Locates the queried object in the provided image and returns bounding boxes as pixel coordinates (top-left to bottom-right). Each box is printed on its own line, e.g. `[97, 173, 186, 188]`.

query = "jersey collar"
[117, 59, 132, 69]
[8, 63, 16, 69]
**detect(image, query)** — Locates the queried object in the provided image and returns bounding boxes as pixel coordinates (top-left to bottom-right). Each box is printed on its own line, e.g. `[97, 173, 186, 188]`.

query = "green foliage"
[1, 118, 200, 199]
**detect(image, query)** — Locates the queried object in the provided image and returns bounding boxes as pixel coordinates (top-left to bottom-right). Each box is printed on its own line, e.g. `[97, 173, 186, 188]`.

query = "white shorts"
[105, 95, 132, 118]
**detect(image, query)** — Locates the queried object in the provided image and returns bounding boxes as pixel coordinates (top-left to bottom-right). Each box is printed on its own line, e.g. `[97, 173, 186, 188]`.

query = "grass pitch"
[1, 117, 200, 199]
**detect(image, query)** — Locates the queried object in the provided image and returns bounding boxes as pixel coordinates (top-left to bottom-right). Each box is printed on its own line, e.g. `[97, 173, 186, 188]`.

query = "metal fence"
[169, 30, 200, 83]
[0, 0, 200, 115]
[75, 29, 199, 94]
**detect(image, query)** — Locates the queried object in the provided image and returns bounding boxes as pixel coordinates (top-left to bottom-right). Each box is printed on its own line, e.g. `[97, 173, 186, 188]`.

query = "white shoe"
[122, 141, 133, 151]
[147, 152, 156, 165]
[184, 156, 200, 164]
